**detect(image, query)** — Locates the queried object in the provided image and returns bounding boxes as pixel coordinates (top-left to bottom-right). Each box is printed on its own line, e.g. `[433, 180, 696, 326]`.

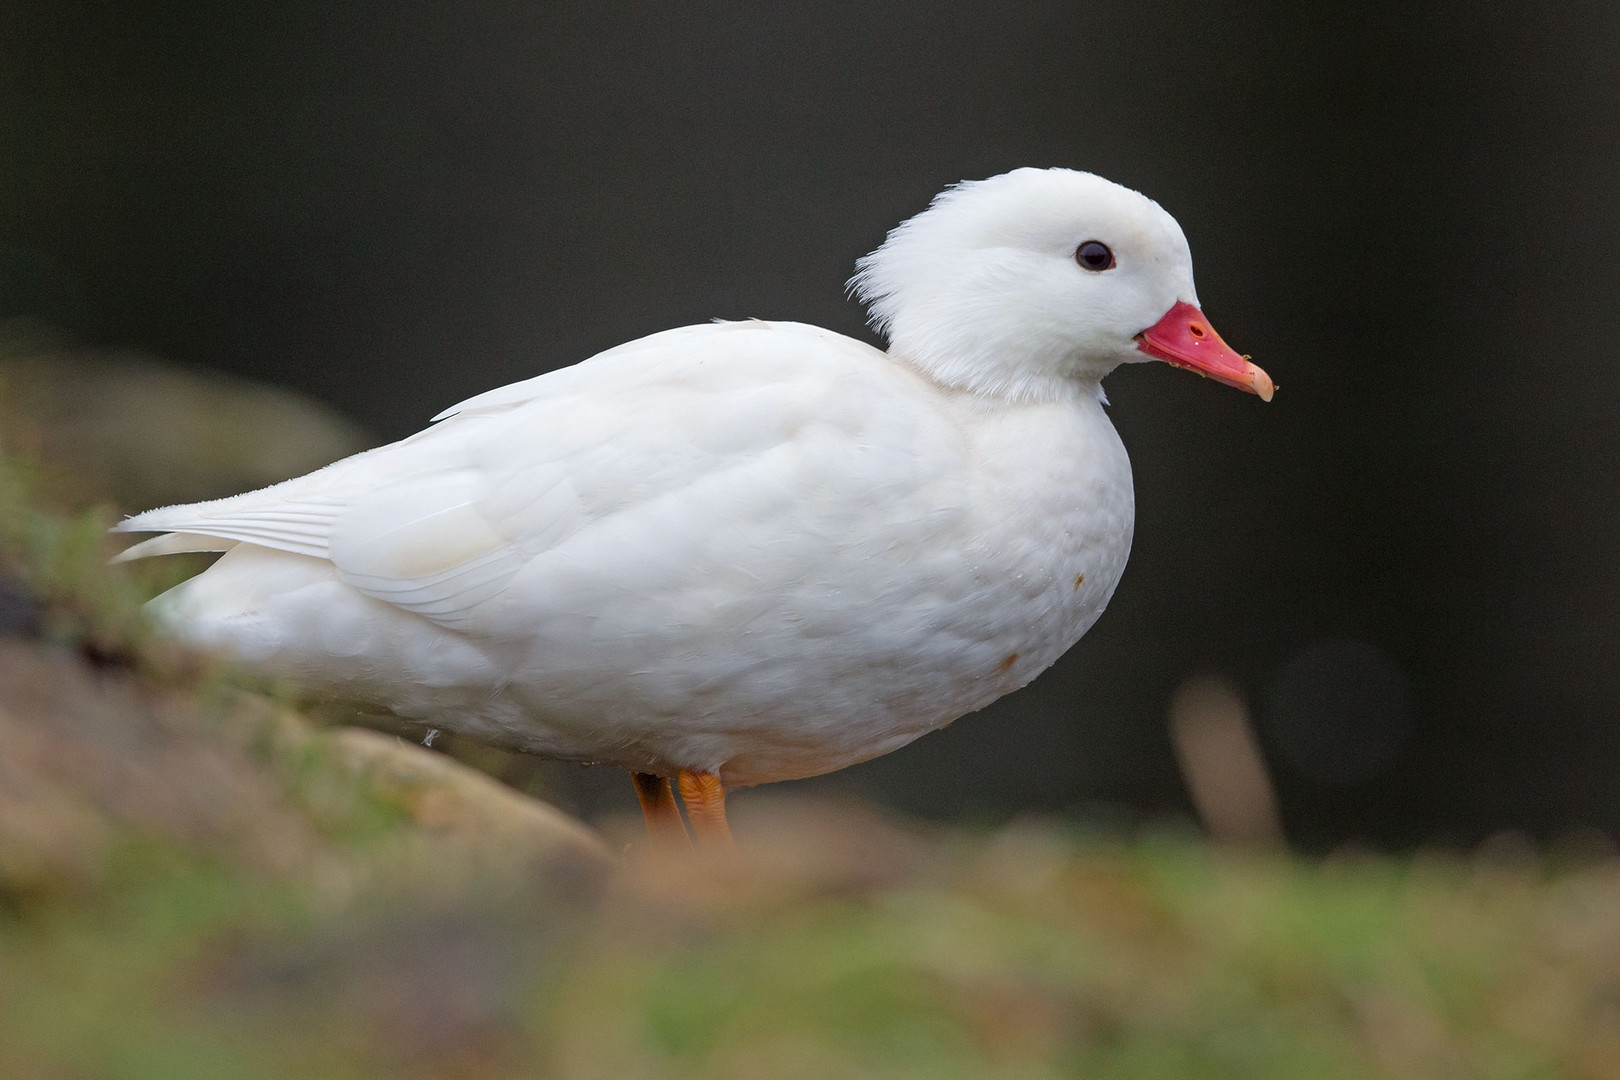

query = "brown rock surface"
[0, 638, 610, 911]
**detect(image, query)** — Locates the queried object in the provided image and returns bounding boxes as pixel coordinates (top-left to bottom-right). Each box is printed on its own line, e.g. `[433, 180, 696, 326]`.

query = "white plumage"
[116, 168, 1270, 793]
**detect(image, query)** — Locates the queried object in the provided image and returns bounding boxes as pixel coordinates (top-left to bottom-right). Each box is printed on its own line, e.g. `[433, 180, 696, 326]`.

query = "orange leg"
[631, 771, 691, 847]
[677, 769, 734, 847]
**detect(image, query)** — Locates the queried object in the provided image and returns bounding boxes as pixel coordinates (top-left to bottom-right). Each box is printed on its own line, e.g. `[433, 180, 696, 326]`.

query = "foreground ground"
[1, 436, 1618, 1079]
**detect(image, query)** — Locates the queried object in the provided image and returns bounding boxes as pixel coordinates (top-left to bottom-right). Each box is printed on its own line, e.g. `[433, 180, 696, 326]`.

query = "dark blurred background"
[3, 0, 1617, 849]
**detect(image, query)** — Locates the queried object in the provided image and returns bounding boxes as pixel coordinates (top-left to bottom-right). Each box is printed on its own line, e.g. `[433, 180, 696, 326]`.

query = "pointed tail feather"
[111, 532, 239, 564]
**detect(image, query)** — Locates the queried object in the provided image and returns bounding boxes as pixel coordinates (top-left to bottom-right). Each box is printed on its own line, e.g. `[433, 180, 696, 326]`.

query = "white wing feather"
[116, 321, 947, 632]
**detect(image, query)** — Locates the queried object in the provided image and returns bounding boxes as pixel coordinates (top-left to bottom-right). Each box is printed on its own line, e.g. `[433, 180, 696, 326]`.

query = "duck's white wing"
[116, 321, 958, 633]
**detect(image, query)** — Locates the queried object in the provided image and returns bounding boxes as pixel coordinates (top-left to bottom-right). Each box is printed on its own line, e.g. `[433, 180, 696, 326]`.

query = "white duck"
[115, 168, 1272, 844]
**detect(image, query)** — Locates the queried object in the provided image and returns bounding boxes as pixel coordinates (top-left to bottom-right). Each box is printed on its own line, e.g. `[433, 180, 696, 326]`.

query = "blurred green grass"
[1, 439, 1617, 1079]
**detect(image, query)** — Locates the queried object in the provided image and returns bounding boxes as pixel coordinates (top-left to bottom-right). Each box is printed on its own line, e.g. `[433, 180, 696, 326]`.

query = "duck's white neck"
[886, 340, 1112, 406]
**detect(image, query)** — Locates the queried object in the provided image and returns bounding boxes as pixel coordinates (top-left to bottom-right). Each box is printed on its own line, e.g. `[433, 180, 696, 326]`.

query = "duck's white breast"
[150, 321, 1134, 785]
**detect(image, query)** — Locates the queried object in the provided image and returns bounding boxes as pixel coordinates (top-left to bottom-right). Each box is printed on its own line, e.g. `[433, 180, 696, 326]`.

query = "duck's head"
[852, 167, 1273, 403]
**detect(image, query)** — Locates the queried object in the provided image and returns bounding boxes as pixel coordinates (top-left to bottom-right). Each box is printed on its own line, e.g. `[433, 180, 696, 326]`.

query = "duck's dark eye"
[1075, 241, 1115, 271]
